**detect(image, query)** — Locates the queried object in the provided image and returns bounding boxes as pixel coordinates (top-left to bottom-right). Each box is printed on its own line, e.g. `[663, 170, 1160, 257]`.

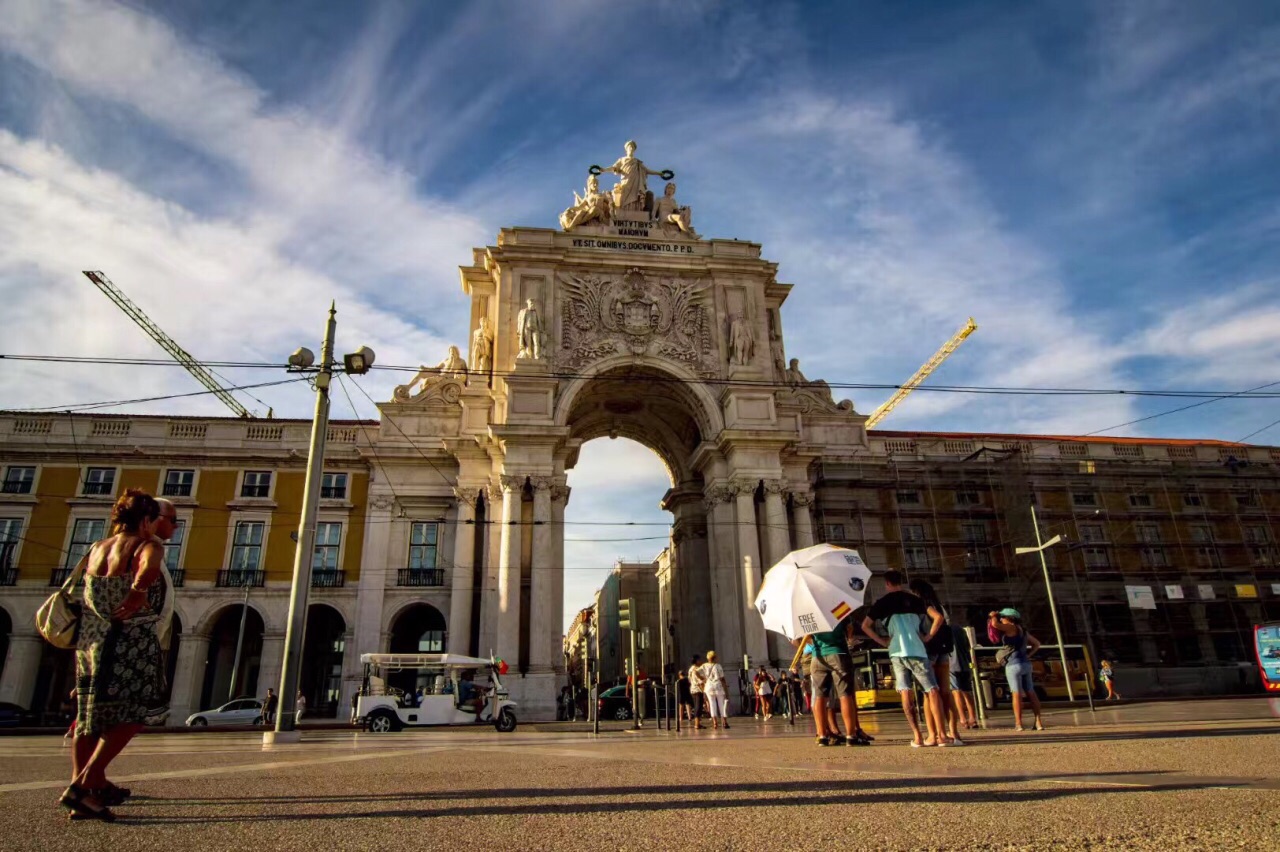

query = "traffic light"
[618, 597, 635, 630]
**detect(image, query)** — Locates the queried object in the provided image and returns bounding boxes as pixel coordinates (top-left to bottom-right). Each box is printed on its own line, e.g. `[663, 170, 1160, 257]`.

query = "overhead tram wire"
[5, 377, 310, 414]
[1077, 378, 1280, 438]
[4, 353, 1280, 400]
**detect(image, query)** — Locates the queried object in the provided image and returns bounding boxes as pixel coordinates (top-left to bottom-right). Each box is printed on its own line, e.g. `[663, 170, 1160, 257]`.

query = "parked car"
[0, 702, 37, 727]
[185, 698, 263, 727]
[597, 685, 634, 721]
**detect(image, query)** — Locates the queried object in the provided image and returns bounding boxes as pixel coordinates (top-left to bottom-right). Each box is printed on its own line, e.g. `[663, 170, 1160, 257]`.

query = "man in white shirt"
[687, 655, 706, 730]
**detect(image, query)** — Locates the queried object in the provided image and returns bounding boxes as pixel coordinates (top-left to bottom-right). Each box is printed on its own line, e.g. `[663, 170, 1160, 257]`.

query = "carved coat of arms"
[559, 268, 714, 375]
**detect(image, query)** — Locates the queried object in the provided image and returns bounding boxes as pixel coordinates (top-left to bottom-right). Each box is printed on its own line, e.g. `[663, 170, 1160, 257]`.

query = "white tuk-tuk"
[356, 653, 518, 733]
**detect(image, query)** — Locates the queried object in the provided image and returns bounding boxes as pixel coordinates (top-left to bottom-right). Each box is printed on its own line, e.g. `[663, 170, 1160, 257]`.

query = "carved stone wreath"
[557, 268, 715, 376]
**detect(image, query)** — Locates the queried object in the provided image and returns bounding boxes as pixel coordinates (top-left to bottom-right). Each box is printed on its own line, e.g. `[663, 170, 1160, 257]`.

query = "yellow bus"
[847, 644, 1093, 708]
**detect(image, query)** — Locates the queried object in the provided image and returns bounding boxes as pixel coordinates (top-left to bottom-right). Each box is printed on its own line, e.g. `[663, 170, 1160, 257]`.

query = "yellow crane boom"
[866, 317, 977, 428]
[83, 271, 253, 418]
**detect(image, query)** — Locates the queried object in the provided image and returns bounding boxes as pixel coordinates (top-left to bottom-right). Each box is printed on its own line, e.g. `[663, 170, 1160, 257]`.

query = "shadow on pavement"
[111, 772, 1247, 825]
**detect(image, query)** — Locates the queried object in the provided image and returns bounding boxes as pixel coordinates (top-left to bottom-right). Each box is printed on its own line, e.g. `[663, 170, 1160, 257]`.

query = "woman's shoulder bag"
[35, 553, 90, 649]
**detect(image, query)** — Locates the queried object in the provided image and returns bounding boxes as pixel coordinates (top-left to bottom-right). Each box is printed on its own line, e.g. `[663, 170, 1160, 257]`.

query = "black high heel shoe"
[59, 784, 116, 822]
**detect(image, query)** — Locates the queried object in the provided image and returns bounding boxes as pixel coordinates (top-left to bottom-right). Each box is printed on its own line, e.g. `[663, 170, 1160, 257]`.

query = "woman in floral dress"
[61, 489, 168, 822]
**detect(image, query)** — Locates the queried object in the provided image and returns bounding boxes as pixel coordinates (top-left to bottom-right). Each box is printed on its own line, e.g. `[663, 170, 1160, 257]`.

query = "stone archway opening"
[559, 363, 720, 685]
[301, 604, 346, 717]
[0, 607, 10, 689]
[200, 604, 265, 710]
[389, 603, 446, 695]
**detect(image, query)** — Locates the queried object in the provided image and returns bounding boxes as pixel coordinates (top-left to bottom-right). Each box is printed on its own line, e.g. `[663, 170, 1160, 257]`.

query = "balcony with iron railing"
[215, 570, 265, 588]
[0, 567, 16, 586]
[169, 568, 185, 587]
[49, 567, 73, 586]
[397, 568, 445, 587]
[311, 570, 346, 588]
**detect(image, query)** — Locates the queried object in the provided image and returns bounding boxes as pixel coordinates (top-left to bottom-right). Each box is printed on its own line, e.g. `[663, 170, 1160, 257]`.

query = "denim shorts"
[1005, 660, 1035, 695]
[891, 656, 938, 692]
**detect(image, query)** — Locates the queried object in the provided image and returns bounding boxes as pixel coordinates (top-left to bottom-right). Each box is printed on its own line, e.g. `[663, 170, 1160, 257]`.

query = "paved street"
[2, 699, 1278, 851]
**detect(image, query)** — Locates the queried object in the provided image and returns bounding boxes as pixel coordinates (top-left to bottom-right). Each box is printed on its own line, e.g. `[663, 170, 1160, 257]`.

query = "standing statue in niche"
[728, 314, 755, 366]
[559, 173, 613, 231]
[593, 140, 673, 212]
[471, 316, 494, 377]
[517, 299, 545, 360]
[652, 182, 698, 238]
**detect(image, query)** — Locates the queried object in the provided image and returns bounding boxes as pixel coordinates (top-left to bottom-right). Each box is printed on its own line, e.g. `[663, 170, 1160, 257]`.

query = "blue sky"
[2, 1, 1278, 628]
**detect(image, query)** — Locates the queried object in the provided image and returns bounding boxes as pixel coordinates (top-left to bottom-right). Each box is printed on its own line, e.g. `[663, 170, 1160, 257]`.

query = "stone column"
[791, 491, 816, 548]
[528, 477, 555, 672]
[477, 482, 503, 657]
[496, 474, 525, 659]
[763, 480, 796, 665]
[703, 485, 744, 674]
[0, 633, 44, 709]
[353, 494, 395, 659]
[448, 487, 478, 655]
[259, 632, 285, 701]
[549, 484, 570, 675]
[167, 633, 210, 725]
[733, 479, 770, 668]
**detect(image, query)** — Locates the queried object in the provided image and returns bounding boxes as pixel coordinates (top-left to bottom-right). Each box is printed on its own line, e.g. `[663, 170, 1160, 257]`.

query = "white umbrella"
[753, 544, 872, 641]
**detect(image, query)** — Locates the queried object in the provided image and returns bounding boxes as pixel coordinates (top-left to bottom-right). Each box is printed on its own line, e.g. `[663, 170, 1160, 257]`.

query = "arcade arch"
[388, 603, 446, 695]
[0, 606, 10, 688]
[300, 603, 346, 717]
[200, 604, 265, 710]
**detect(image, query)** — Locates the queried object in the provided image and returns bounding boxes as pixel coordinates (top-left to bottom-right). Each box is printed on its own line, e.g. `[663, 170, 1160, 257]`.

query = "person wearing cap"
[988, 608, 1044, 731]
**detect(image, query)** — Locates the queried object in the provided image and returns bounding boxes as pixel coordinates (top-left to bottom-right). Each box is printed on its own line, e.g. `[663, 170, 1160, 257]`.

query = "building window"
[1078, 523, 1106, 543]
[1128, 493, 1153, 508]
[1244, 526, 1270, 545]
[241, 471, 272, 499]
[1072, 492, 1097, 507]
[229, 521, 265, 571]
[967, 550, 994, 569]
[82, 467, 115, 496]
[164, 520, 186, 572]
[67, 518, 107, 567]
[1135, 524, 1161, 544]
[901, 523, 926, 542]
[0, 518, 21, 569]
[1, 466, 35, 494]
[955, 490, 980, 506]
[320, 472, 348, 500]
[409, 522, 439, 570]
[823, 524, 845, 541]
[1140, 547, 1168, 568]
[1189, 525, 1214, 544]
[163, 469, 195, 498]
[1235, 491, 1258, 508]
[904, 547, 931, 571]
[1083, 547, 1110, 569]
[896, 491, 921, 505]
[1183, 492, 1203, 508]
[961, 522, 987, 544]
[312, 522, 342, 571]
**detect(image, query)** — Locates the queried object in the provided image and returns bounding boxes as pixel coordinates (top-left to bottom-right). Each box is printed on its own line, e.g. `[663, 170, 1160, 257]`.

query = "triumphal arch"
[354, 142, 866, 718]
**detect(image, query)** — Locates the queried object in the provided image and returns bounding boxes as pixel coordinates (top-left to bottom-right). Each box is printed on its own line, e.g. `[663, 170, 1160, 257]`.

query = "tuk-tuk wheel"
[367, 710, 398, 733]
[495, 707, 517, 733]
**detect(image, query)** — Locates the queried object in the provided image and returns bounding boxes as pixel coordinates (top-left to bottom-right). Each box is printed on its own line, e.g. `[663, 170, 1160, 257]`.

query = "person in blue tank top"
[988, 608, 1044, 731]
[861, 571, 948, 747]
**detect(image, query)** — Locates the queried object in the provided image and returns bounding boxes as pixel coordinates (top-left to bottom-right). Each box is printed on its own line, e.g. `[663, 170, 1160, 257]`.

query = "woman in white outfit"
[701, 651, 730, 730]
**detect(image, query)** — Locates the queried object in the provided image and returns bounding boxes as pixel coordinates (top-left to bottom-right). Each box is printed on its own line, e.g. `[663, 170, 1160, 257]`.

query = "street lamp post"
[1014, 505, 1076, 702]
[265, 304, 374, 745]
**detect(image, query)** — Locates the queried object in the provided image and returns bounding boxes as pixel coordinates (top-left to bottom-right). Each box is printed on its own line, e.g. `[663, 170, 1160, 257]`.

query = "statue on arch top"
[652, 181, 698, 238]
[592, 140, 673, 213]
[559, 173, 612, 232]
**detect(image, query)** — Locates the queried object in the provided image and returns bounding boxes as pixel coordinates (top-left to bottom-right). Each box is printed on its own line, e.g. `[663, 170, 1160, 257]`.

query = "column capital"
[452, 486, 480, 508]
[530, 475, 553, 492]
[729, 477, 759, 496]
[499, 474, 527, 493]
[703, 484, 735, 510]
[369, 494, 396, 512]
[762, 479, 787, 496]
[550, 484, 571, 505]
[790, 491, 814, 507]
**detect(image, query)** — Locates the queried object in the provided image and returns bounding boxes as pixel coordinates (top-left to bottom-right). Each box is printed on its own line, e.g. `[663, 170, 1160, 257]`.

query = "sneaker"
[949, 737, 966, 746]
[816, 736, 831, 747]
[855, 728, 875, 742]
[844, 735, 870, 747]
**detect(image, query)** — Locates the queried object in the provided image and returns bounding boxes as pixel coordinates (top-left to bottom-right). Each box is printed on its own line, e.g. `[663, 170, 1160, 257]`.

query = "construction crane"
[83, 271, 254, 418]
[865, 317, 977, 429]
